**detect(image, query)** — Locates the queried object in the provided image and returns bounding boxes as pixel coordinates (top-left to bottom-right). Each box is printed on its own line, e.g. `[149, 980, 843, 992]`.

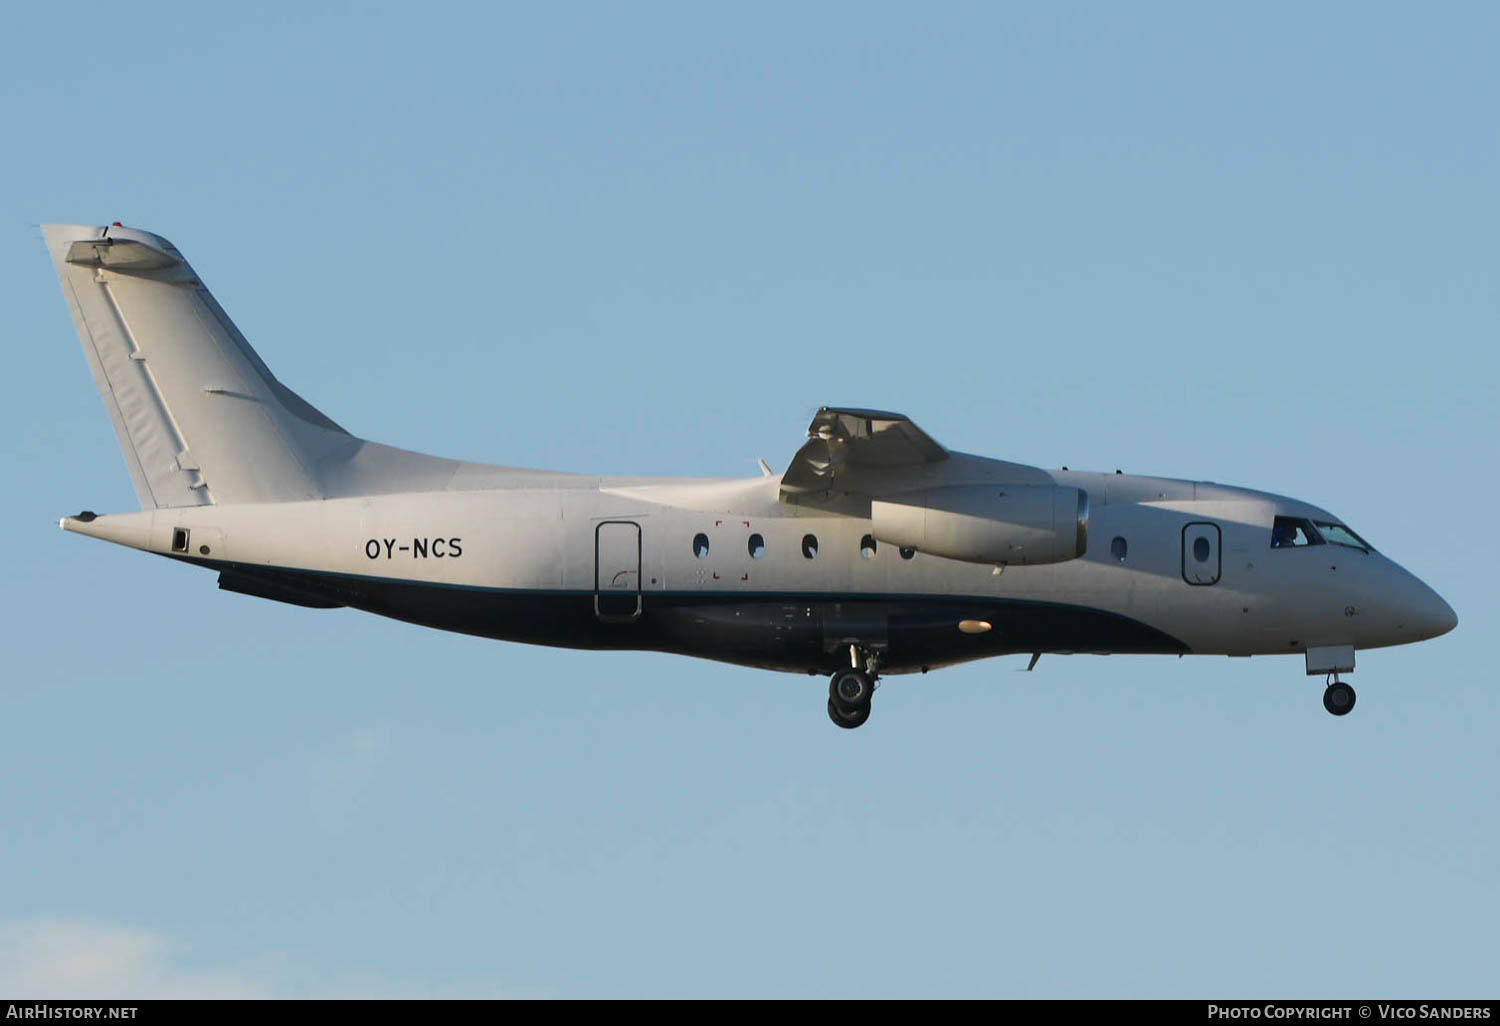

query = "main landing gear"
[1323, 674, 1356, 717]
[827, 646, 880, 729]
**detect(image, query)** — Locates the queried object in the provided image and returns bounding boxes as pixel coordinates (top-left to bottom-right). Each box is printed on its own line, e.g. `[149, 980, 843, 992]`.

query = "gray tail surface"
[44, 223, 360, 508]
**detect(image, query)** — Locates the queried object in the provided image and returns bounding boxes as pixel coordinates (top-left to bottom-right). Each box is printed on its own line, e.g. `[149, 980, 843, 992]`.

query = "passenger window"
[1110, 536, 1127, 561]
[860, 535, 877, 559]
[801, 534, 818, 559]
[748, 533, 765, 559]
[693, 533, 710, 558]
[1271, 516, 1321, 548]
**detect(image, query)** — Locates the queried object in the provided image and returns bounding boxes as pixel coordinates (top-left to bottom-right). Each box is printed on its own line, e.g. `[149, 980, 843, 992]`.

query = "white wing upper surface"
[779, 406, 1059, 509]
[780, 407, 948, 495]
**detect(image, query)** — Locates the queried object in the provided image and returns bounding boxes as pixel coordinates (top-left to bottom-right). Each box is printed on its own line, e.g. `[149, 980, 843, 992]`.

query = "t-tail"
[42, 223, 362, 508]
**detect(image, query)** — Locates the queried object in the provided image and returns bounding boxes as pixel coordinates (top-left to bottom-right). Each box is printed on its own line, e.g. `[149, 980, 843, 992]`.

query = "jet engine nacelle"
[870, 484, 1089, 566]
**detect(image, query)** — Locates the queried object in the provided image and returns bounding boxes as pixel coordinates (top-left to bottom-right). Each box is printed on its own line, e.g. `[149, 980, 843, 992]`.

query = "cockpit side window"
[1313, 521, 1373, 552]
[1271, 516, 1322, 548]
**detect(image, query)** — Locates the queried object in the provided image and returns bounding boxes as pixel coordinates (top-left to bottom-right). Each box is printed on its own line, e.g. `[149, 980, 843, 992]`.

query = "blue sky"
[2, 2, 1496, 997]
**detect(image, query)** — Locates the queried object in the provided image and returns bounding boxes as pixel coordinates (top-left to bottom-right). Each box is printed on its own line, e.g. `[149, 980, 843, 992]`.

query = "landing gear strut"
[1323, 675, 1356, 716]
[827, 647, 879, 729]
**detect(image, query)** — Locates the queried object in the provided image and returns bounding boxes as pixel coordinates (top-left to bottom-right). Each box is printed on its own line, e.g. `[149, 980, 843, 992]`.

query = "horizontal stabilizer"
[66, 236, 183, 272]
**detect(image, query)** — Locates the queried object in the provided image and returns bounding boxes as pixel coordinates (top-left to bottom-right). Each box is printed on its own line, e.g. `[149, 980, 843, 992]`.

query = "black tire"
[829, 670, 874, 709]
[1323, 681, 1356, 716]
[828, 698, 871, 729]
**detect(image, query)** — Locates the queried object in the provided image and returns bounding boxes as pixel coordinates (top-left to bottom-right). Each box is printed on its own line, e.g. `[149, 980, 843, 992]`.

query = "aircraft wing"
[780, 407, 949, 496]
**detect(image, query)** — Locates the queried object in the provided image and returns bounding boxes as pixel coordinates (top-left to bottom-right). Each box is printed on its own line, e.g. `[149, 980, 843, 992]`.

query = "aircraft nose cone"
[1404, 580, 1457, 640]
[1427, 591, 1458, 638]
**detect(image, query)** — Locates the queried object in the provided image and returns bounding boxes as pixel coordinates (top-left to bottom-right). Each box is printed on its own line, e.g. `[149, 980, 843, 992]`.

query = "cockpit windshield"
[1313, 521, 1373, 552]
[1271, 516, 1374, 552]
[1271, 516, 1321, 548]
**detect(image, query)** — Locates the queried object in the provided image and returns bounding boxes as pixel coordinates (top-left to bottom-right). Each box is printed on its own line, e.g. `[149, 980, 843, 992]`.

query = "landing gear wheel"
[829, 669, 875, 709]
[828, 698, 871, 729]
[1323, 681, 1356, 716]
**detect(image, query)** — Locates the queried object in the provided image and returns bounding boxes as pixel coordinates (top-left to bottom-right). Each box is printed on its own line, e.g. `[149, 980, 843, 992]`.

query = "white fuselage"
[62, 464, 1455, 674]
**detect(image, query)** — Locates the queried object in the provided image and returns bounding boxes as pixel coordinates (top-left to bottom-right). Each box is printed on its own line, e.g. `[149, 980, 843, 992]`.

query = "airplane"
[43, 222, 1457, 728]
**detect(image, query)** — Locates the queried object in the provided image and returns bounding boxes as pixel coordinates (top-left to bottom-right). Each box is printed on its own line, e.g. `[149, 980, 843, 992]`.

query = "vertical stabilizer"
[43, 223, 358, 508]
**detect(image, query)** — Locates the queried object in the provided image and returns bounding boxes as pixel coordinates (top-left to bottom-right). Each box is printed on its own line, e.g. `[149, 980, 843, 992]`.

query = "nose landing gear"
[1323, 674, 1356, 716]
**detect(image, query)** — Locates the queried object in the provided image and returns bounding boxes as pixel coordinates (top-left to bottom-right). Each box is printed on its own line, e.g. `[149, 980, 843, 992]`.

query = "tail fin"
[43, 222, 358, 507]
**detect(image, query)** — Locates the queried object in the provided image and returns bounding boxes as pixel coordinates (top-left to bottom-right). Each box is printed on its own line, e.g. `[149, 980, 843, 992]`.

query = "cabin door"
[595, 521, 642, 621]
[1181, 522, 1222, 586]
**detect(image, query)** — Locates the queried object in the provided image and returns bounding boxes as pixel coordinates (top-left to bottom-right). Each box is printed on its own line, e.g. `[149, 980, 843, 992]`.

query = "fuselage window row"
[688, 531, 904, 561]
